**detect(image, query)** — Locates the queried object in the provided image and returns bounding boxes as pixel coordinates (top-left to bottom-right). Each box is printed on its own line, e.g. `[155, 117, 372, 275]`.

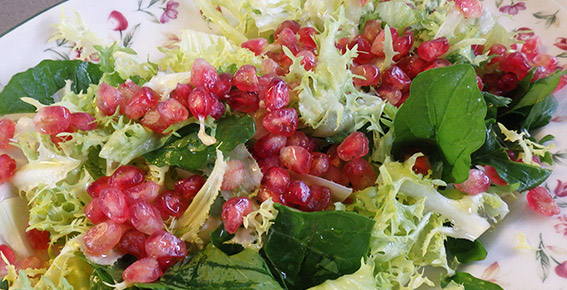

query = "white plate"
[1, 0, 566, 289]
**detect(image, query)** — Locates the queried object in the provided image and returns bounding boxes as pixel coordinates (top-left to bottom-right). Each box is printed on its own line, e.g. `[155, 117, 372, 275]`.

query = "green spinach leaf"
[264, 204, 375, 290]
[393, 65, 487, 183]
[210, 224, 244, 255]
[0, 60, 102, 115]
[442, 272, 503, 290]
[520, 94, 558, 131]
[509, 70, 566, 111]
[144, 114, 255, 170]
[482, 92, 512, 108]
[446, 237, 487, 264]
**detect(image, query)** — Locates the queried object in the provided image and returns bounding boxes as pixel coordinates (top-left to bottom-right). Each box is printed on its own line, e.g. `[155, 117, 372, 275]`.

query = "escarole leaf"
[144, 114, 255, 170]
[0, 60, 102, 115]
[140, 245, 282, 290]
[393, 65, 487, 183]
[264, 204, 375, 290]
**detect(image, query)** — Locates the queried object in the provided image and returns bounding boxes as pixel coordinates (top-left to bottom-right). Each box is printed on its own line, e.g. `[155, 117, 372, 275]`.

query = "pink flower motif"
[499, 2, 527, 15]
[556, 261, 567, 279]
[160, 1, 180, 24]
[108, 10, 128, 31]
[555, 215, 567, 237]
[556, 180, 567, 197]
[554, 37, 567, 51]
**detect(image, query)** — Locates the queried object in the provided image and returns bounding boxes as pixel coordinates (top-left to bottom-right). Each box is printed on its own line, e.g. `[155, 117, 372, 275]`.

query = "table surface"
[0, 0, 64, 36]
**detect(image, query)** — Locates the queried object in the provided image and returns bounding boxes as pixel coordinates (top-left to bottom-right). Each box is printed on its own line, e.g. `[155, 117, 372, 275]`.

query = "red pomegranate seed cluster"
[0, 243, 47, 278]
[83, 165, 207, 283]
[0, 154, 17, 185]
[31, 105, 97, 144]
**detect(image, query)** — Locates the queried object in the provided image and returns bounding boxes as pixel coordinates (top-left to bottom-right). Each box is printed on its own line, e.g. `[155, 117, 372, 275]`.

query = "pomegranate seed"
[241, 38, 268, 56]
[283, 180, 311, 208]
[423, 59, 452, 72]
[344, 158, 376, 190]
[276, 27, 298, 47]
[488, 43, 507, 65]
[322, 165, 350, 186]
[337, 132, 369, 161]
[15, 256, 44, 271]
[382, 66, 411, 92]
[129, 201, 164, 235]
[476, 75, 484, 90]
[352, 64, 380, 86]
[297, 50, 316, 71]
[527, 187, 560, 217]
[221, 197, 254, 234]
[455, 0, 483, 18]
[257, 185, 285, 204]
[418, 37, 450, 62]
[483, 165, 507, 186]
[154, 191, 188, 219]
[157, 98, 189, 124]
[124, 181, 159, 204]
[83, 220, 125, 255]
[190, 58, 219, 90]
[33, 106, 71, 135]
[174, 175, 205, 200]
[556, 261, 567, 278]
[188, 87, 215, 118]
[234, 65, 259, 92]
[255, 133, 287, 158]
[336, 37, 349, 54]
[221, 160, 245, 191]
[306, 137, 318, 152]
[497, 72, 519, 92]
[209, 99, 226, 120]
[302, 185, 331, 212]
[0, 118, 16, 149]
[280, 145, 313, 174]
[377, 85, 403, 106]
[286, 131, 309, 148]
[84, 197, 107, 224]
[454, 169, 491, 195]
[227, 90, 260, 113]
[145, 230, 187, 269]
[262, 108, 298, 137]
[362, 19, 382, 42]
[522, 36, 541, 61]
[262, 166, 290, 194]
[349, 35, 373, 64]
[118, 79, 141, 105]
[69, 112, 97, 131]
[371, 28, 391, 57]
[141, 107, 169, 134]
[471, 44, 484, 56]
[117, 229, 148, 259]
[499, 52, 531, 80]
[124, 87, 160, 120]
[97, 83, 126, 116]
[413, 155, 432, 175]
[99, 187, 130, 223]
[298, 27, 317, 49]
[275, 20, 300, 38]
[211, 72, 233, 99]
[110, 166, 145, 190]
[257, 155, 283, 174]
[122, 258, 162, 283]
[0, 244, 16, 276]
[0, 154, 17, 184]
[392, 34, 414, 61]
[25, 228, 50, 250]
[261, 59, 280, 75]
[264, 78, 290, 111]
[309, 152, 330, 177]
[169, 83, 193, 108]
[326, 144, 343, 168]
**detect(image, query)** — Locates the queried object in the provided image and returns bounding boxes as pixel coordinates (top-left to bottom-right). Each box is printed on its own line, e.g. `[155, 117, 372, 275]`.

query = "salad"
[0, 0, 565, 289]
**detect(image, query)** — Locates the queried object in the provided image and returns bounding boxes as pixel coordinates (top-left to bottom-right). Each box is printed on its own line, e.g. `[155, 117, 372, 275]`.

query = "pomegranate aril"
[84, 197, 107, 224]
[141, 107, 169, 133]
[423, 59, 452, 72]
[392, 34, 414, 61]
[174, 175, 205, 200]
[221, 159, 244, 191]
[286, 131, 309, 149]
[25, 228, 50, 250]
[302, 185, 331, 212]
[169, 83, 193, 108]
[326, 144, 343, 168]
[413, 155, 432, 176]
[349, 35, 373, 64]
[124, 87, 161, 120]
[471, 44, 484, 56]
[476, 75, 484, 90]
[527, 187, 560, 217]
[261, 59, 280, 75]
[241, 38, 268, 56]
[188, 87, 215, 118]
[255, 132, 287, 159]
[234, 65, 259, 92]
[297, 50, 316, 71]
[227, 90, 260, 113]
[262, 108, 298, 137]
[280, 145, 313, 174]
[69, 112, 97, 131]
[499, 52, 531, 80]
[83, 220, 124, 255]
[336, 37, 349, 54]
[382, 66, 411, 92]
[97, 83, 126, 116]
[222, 197, 254, 234]
[306, 137, 318, 152]
[145, 230, 187, 269]
[118, 229, 148, 259]
[0, 244, 16, 271]
[129, 201, 164, 235]
[497, 72, 519, 92]
[262, 166, 290, 195]
[362, 19, 382, 42]
[275, 20, 300, 38]
[454, 169, 491, 195]
[157, 98, 189, 124]
[277, 28, 298, 47]
[323, 164, 350, 186]
[122, 258, 162, 283]
[190, 58, 219, 90]
[417, 37, 450, 62]
[521, 36, 541, 61]
[0, 154, 17, 184]
[455, 0, 483, 18]
[298, 26, 318, 49]
[0, 118, 16, 149]
[257, 155, 283, 174]
[310, 152, 330, 177]
[99, 187, 130, 223]
[337, 132, 370, 162]
[211, 72, 233, 99]
[344, 158, 376, 190]
[257, 185, 285, 204]
[377, 85, 403, 106]
[124, 181, 160, 204]
[154, 191, 188, 219]
[33, 106, 71, 135]
[210, 99, 226, 120]
[15, 256, 44, 271]
[264, 78, 290, 111]
[283, 180, 311, 208]
[352, 64, 380, 86]
[484, 165, 507, 186]
[110, 165, 145, 190]
[118, 79, 141, 103]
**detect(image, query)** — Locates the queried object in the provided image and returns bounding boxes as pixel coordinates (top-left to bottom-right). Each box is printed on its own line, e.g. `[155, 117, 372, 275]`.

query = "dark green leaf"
[84, 146, 106, 180]
[210, 224, 244, 255]
[393, 65, 487, 183]
[472, 126, 551, 191]
[520, 94, 558, 130]
[0, 60, 102, 115]
[482, 92, 512, 108]
[144, 114, 255, 170]
[140, 245, 282, 290]
[264, 204, 375, 290]
[446, 237, 487, 264]
[510, 70, 566, 111]
[442, 272, 504, 290]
